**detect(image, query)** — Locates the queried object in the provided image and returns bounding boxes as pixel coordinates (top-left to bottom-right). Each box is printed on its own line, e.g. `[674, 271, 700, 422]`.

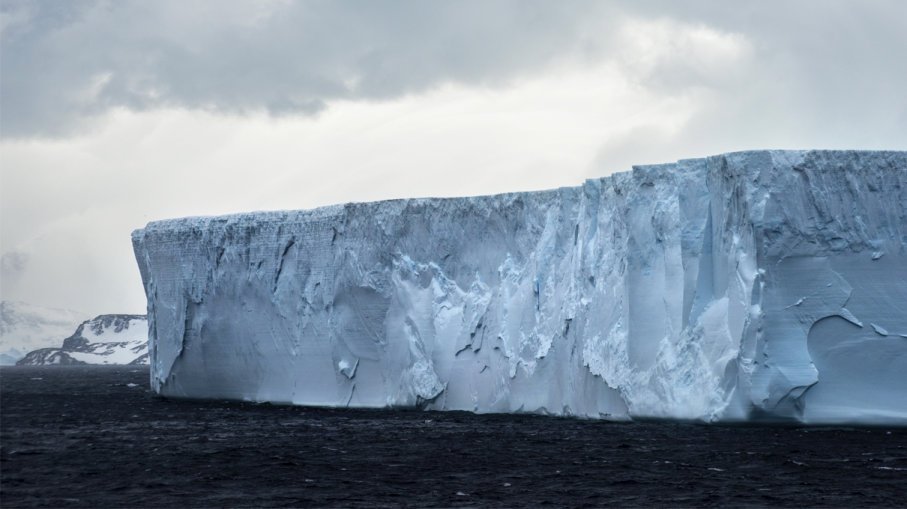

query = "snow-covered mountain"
[17, 314, 149, 366]
[0, 301, 88, 365]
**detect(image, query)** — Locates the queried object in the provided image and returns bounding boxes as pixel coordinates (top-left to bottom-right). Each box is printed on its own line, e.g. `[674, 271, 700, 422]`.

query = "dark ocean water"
[1, 366, 905, 508]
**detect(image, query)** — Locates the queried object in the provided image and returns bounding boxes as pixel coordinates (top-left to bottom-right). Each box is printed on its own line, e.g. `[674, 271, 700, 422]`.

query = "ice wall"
[132, 151, 907, 424]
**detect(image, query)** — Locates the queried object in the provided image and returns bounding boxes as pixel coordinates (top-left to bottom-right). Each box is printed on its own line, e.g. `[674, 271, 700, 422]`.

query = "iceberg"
[132, 150, 907, 424]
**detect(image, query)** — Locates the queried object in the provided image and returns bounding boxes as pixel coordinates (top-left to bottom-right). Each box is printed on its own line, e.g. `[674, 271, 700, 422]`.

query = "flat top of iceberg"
[133, 150, 905, 237]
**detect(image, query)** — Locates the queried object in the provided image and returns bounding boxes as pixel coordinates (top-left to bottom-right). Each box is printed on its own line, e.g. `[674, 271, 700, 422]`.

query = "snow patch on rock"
[17, 315, 149, 366]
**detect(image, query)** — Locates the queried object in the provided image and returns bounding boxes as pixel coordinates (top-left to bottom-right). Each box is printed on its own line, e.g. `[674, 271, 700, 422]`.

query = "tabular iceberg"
[132, 150, 907, 424]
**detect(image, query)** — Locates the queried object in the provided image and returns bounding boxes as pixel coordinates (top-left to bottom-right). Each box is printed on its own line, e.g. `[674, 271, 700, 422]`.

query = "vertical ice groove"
[132, 151, 907, 424]
[273, 238, 296, 293]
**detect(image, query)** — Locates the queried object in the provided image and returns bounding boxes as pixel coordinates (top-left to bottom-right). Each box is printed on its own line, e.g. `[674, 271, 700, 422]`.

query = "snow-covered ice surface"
[0, 301, 87, 365]
[132, 150, 907, 424]
[17, 315, 149, 366]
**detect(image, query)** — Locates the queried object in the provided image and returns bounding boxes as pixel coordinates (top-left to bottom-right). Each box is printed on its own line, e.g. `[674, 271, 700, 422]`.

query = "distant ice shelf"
[132, 150, 907, 424]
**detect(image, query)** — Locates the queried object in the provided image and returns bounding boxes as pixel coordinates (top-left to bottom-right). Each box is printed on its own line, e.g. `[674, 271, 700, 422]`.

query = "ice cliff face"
[132, 150, 907, 424]
[17, 314, 149, 366]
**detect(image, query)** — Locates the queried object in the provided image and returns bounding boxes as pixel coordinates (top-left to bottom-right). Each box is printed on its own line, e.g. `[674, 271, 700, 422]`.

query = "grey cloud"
[629, 1, 907, 113]
[1, 0, 614, 138]
[588, 0, 907, 174]
[4, 1, 905, 141]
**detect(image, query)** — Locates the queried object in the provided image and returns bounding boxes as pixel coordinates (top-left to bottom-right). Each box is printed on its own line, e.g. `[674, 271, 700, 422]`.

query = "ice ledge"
[133, 150, 907, 425]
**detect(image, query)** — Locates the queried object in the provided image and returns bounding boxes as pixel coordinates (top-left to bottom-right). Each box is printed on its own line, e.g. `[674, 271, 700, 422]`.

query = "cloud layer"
[4, 1, 905, 143]
[2, 0, 620, 137]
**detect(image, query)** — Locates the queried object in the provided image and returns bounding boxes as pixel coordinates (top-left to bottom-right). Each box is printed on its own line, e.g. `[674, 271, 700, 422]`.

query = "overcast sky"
[1, 0, 906, 317]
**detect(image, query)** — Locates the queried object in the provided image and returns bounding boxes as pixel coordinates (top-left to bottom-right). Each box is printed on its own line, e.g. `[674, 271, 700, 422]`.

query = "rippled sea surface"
[2, 366, 906, 508]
